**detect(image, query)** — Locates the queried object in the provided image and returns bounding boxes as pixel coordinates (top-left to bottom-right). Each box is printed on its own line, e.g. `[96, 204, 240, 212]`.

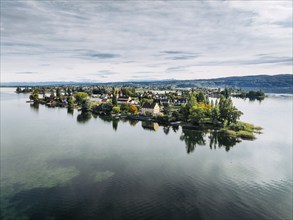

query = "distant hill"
[1, 74, 292, 93]
[175, 74, 293, 93]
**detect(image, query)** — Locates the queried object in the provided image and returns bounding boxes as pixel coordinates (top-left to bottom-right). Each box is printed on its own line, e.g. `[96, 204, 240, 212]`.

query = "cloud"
[15, 72, 38, 75]
[191, 55, 293, 67]
[88, 70, 118, 79]
[1, 0, 292, 82]
[160, 51, 200, 60]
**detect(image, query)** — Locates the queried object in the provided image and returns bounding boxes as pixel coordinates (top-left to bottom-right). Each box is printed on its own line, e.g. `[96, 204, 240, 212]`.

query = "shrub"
[129, 105, 138, 114]
[112, 106, 120, 114]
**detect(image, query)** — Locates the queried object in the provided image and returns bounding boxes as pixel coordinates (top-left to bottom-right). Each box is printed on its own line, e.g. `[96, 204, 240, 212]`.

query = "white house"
[140, 102, 160, 116]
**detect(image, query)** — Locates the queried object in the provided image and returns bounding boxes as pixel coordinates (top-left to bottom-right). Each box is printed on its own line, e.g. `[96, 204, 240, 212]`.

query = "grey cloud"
[160, 51, 200, 60]
[166, 66, 187, 72]
[193, 56, 293, 66]
[70, 49, 120, 60]
[1, 1, 292, 82]
[90, 53, 119, 59]
[15, 72, 38, 74]
[89, 70, 118, 78]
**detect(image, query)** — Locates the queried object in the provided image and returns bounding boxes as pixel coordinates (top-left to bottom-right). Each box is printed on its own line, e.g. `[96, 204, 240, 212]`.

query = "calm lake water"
[1, 88, 292, 220]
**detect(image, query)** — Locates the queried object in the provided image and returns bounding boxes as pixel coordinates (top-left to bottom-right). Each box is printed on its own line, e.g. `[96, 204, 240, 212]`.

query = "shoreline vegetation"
[17, 86, 263, 141]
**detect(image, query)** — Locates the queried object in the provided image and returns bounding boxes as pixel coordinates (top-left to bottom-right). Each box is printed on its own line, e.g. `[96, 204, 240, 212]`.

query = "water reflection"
[67, 108, 74, 115]
[129, 120, 139, 126]
[98, 115, 112, 124]
[180, 129, 207, 154]
[209, 131, 241, 151]
[112, 119, 119, 131]
[248, 97, 264, 102]
[141, 121, 159, 131]
[163, 126, 170, 135]
[27, 104, 255, 154]
[77, 112, 92, 123]
[30, 102, 39, 112]
[172, 125, 179, 133]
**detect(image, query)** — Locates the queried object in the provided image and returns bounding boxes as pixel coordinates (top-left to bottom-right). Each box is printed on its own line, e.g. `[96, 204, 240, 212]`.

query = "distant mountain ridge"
[1, 74, 292, 93]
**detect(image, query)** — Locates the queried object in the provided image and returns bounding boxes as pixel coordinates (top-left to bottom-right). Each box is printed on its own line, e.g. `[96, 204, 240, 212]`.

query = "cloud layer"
[1, 0, 292, 82]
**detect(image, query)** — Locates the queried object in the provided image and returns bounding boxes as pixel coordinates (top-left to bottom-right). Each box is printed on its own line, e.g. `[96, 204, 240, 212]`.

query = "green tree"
[163, 103, 171, 116]
[211, 105, 220, 123]
[221, 88, 231, 98]
[100, 103, 113, 114]
[81, 99, 91, 113]
[67, 88, 72, 96]
[75, 92, 88, 104]
[189, 106, 205, 125]
[112, 94, 117, 106]
[16, 87, 22, 93]
[219, 96, 242, 125]
[67, 96, 74, 109]
[56, 88, 61, 98]
[50, 89, 55, 98]
[196, 91, 206, 103]
[120, 103, 129, 113]
[112, 106, 120, 114]
[29, 90, 39, 101]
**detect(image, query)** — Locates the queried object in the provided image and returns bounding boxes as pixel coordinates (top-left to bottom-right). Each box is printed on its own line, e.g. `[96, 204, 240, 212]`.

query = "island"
[18, 85, 263, 141]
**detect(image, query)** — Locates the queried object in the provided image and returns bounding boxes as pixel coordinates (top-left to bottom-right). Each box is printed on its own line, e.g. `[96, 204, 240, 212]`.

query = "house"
[174, 98, 187, 105]
[160, 98, 170, 105]
[117, 96, 133, 104]
[140, 102, 160, 116]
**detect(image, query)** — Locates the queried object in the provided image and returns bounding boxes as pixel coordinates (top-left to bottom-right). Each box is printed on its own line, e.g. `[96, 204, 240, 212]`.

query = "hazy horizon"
[1, 1, 292, 83]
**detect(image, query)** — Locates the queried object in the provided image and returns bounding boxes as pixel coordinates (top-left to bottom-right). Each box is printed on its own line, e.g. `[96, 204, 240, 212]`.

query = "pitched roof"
[118, 96, 130, 101]
[142, 102, 157, 109]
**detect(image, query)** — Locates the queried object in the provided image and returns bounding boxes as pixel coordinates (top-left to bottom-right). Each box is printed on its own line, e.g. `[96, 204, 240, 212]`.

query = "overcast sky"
[1, 0, 292, 82]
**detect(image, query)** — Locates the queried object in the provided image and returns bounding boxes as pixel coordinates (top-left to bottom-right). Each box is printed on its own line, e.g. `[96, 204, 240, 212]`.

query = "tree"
[120, 103, 129, 113]
[50, 89, 55, 98]
[75, 92, 88, 104]
[56, 88, 61, 98]
[67, 96, 74, 109]
[196, 91, 206, 103]
[211, 105, 220, 123]
[29, 90, 39, 101]
[189, 106, 205, 125]
[171, 111, 180, 121]
[221, 88, 231, 98]
[112, 106, 120, 114]
[163, 103, 171, 116]
[99, 103, 113, 114]
[129, 105, 138, 114]
[112, 94, 117, 106]
[81, 99, 91, 113]
[219, 96, 242, 125]
[16, 87, 22, 93]
[67, 88, 72, 96]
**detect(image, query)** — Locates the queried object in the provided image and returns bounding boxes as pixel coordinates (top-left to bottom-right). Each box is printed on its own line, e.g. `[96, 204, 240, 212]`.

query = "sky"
[1, 0, 292, 82]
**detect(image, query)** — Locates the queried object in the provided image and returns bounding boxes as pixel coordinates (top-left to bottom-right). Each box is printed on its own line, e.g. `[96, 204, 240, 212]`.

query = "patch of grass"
[221, 121, 260, 140]
[236, 130, 255, 140]
[221, 129, 237, 137]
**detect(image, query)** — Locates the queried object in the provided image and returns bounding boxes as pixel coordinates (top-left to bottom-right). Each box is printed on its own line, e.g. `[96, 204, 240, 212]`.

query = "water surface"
[1, 88, 292, 220]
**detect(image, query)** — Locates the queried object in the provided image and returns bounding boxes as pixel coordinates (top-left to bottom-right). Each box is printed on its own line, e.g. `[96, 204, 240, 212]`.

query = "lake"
[1, 88, 292, 220]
